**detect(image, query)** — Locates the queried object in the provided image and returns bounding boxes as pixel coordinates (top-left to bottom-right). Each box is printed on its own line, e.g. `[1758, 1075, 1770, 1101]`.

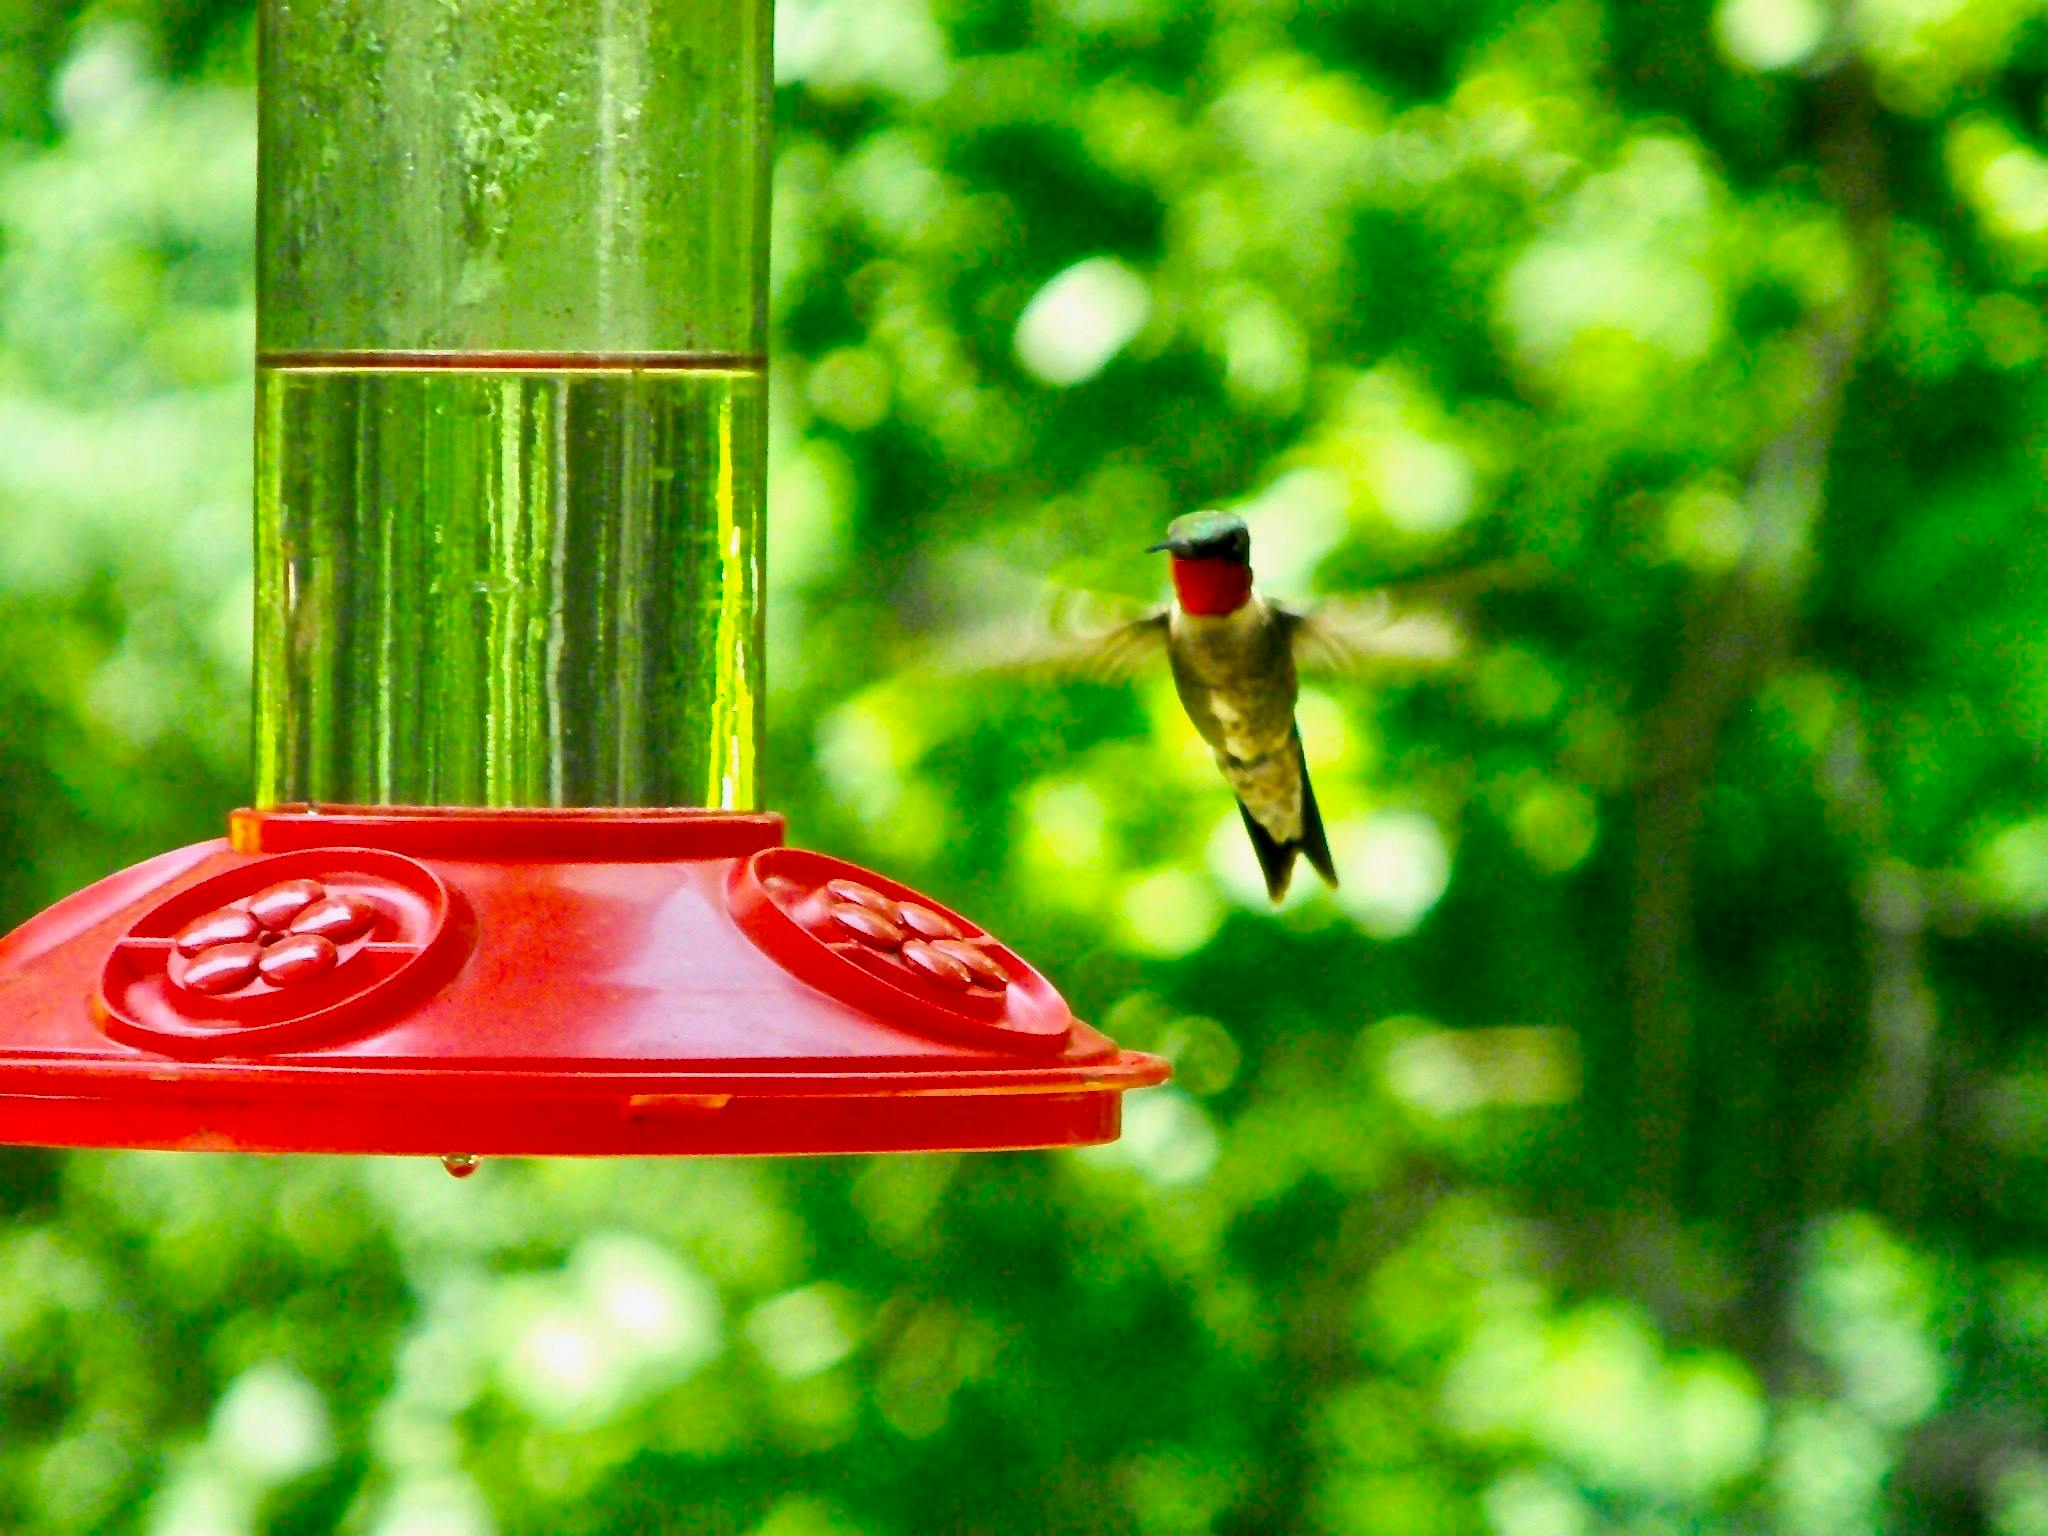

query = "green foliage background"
[7, 0, 2048, 1530]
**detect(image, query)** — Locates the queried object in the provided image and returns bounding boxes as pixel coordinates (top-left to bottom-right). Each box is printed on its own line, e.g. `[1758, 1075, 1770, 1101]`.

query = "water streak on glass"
[254, 352, 765, 808]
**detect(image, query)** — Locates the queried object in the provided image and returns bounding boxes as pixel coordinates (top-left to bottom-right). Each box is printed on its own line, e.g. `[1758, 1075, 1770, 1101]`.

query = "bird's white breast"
[1167, 595, 1290, 762]
[1167, 596, 1267, 662]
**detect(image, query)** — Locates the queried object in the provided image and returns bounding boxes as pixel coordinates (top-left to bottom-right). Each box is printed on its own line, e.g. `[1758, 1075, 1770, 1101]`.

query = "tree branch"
[1625, 63, 1887, 1208]
[1817, 705, 1938, 1221]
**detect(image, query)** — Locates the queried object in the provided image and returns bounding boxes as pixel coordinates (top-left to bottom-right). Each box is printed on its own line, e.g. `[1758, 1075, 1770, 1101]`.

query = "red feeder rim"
[0, 809, 1168, 1158]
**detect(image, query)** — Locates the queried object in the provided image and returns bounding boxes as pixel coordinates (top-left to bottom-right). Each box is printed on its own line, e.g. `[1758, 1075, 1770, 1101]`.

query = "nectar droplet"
[440, 1153, 480, 1179]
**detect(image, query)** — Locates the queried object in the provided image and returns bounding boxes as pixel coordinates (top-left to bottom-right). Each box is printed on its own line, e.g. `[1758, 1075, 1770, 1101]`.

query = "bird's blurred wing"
[939, 584, 1169, 684]
[1038, 593, 1170, 683]
[1277, 595, 1468, 676]
[1278, 553, 1547, 676]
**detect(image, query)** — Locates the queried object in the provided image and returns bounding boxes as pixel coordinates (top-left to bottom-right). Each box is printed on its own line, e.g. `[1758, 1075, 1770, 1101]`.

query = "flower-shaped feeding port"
[821, 878, 1015, 993]
[96, 847, 467, 1060]
[172, 878, 373, 996]
[728, 848, 1073, 1054]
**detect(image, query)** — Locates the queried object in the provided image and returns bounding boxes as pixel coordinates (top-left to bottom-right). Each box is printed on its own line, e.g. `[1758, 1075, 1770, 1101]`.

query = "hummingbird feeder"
[0, 0, 1165, 1159]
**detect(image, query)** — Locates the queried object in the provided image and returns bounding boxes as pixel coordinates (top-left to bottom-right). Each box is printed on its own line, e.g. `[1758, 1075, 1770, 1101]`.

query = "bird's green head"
[1148, 510, 1250, 565]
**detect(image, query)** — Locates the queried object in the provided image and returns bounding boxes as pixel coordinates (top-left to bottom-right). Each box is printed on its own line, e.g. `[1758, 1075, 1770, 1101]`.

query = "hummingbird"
[1037, 509, 1475, 901]
[970, 508, 1501, 902]
[1140, 509, 1336, 901]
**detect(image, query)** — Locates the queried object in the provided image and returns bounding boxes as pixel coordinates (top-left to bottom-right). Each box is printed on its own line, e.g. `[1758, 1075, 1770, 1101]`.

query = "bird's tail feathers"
[1237, 800, 1299, 903]
[1298, 746, 1337, 890]
[1238, 738, 1339, 903]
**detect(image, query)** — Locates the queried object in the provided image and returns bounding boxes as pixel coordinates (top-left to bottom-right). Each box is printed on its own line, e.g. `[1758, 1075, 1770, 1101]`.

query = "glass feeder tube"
[255, 0, 770, 810]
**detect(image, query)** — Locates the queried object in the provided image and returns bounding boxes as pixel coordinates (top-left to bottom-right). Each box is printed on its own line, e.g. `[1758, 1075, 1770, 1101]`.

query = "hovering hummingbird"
[1042, 509, 1479, 902]
[961, 508, 1511, 901]
[1144, 509, 1333, 901]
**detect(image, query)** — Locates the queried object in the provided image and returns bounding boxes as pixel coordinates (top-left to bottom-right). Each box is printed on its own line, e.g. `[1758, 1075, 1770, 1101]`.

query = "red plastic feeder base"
[0, 809, 1167, 1156]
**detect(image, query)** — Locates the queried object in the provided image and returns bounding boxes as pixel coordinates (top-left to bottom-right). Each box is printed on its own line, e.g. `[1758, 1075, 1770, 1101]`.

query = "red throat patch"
[1169, 556, 1253, 617]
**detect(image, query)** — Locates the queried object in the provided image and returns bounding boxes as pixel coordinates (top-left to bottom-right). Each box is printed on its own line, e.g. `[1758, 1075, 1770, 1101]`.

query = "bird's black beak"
[1146, 538, 1179, 555]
